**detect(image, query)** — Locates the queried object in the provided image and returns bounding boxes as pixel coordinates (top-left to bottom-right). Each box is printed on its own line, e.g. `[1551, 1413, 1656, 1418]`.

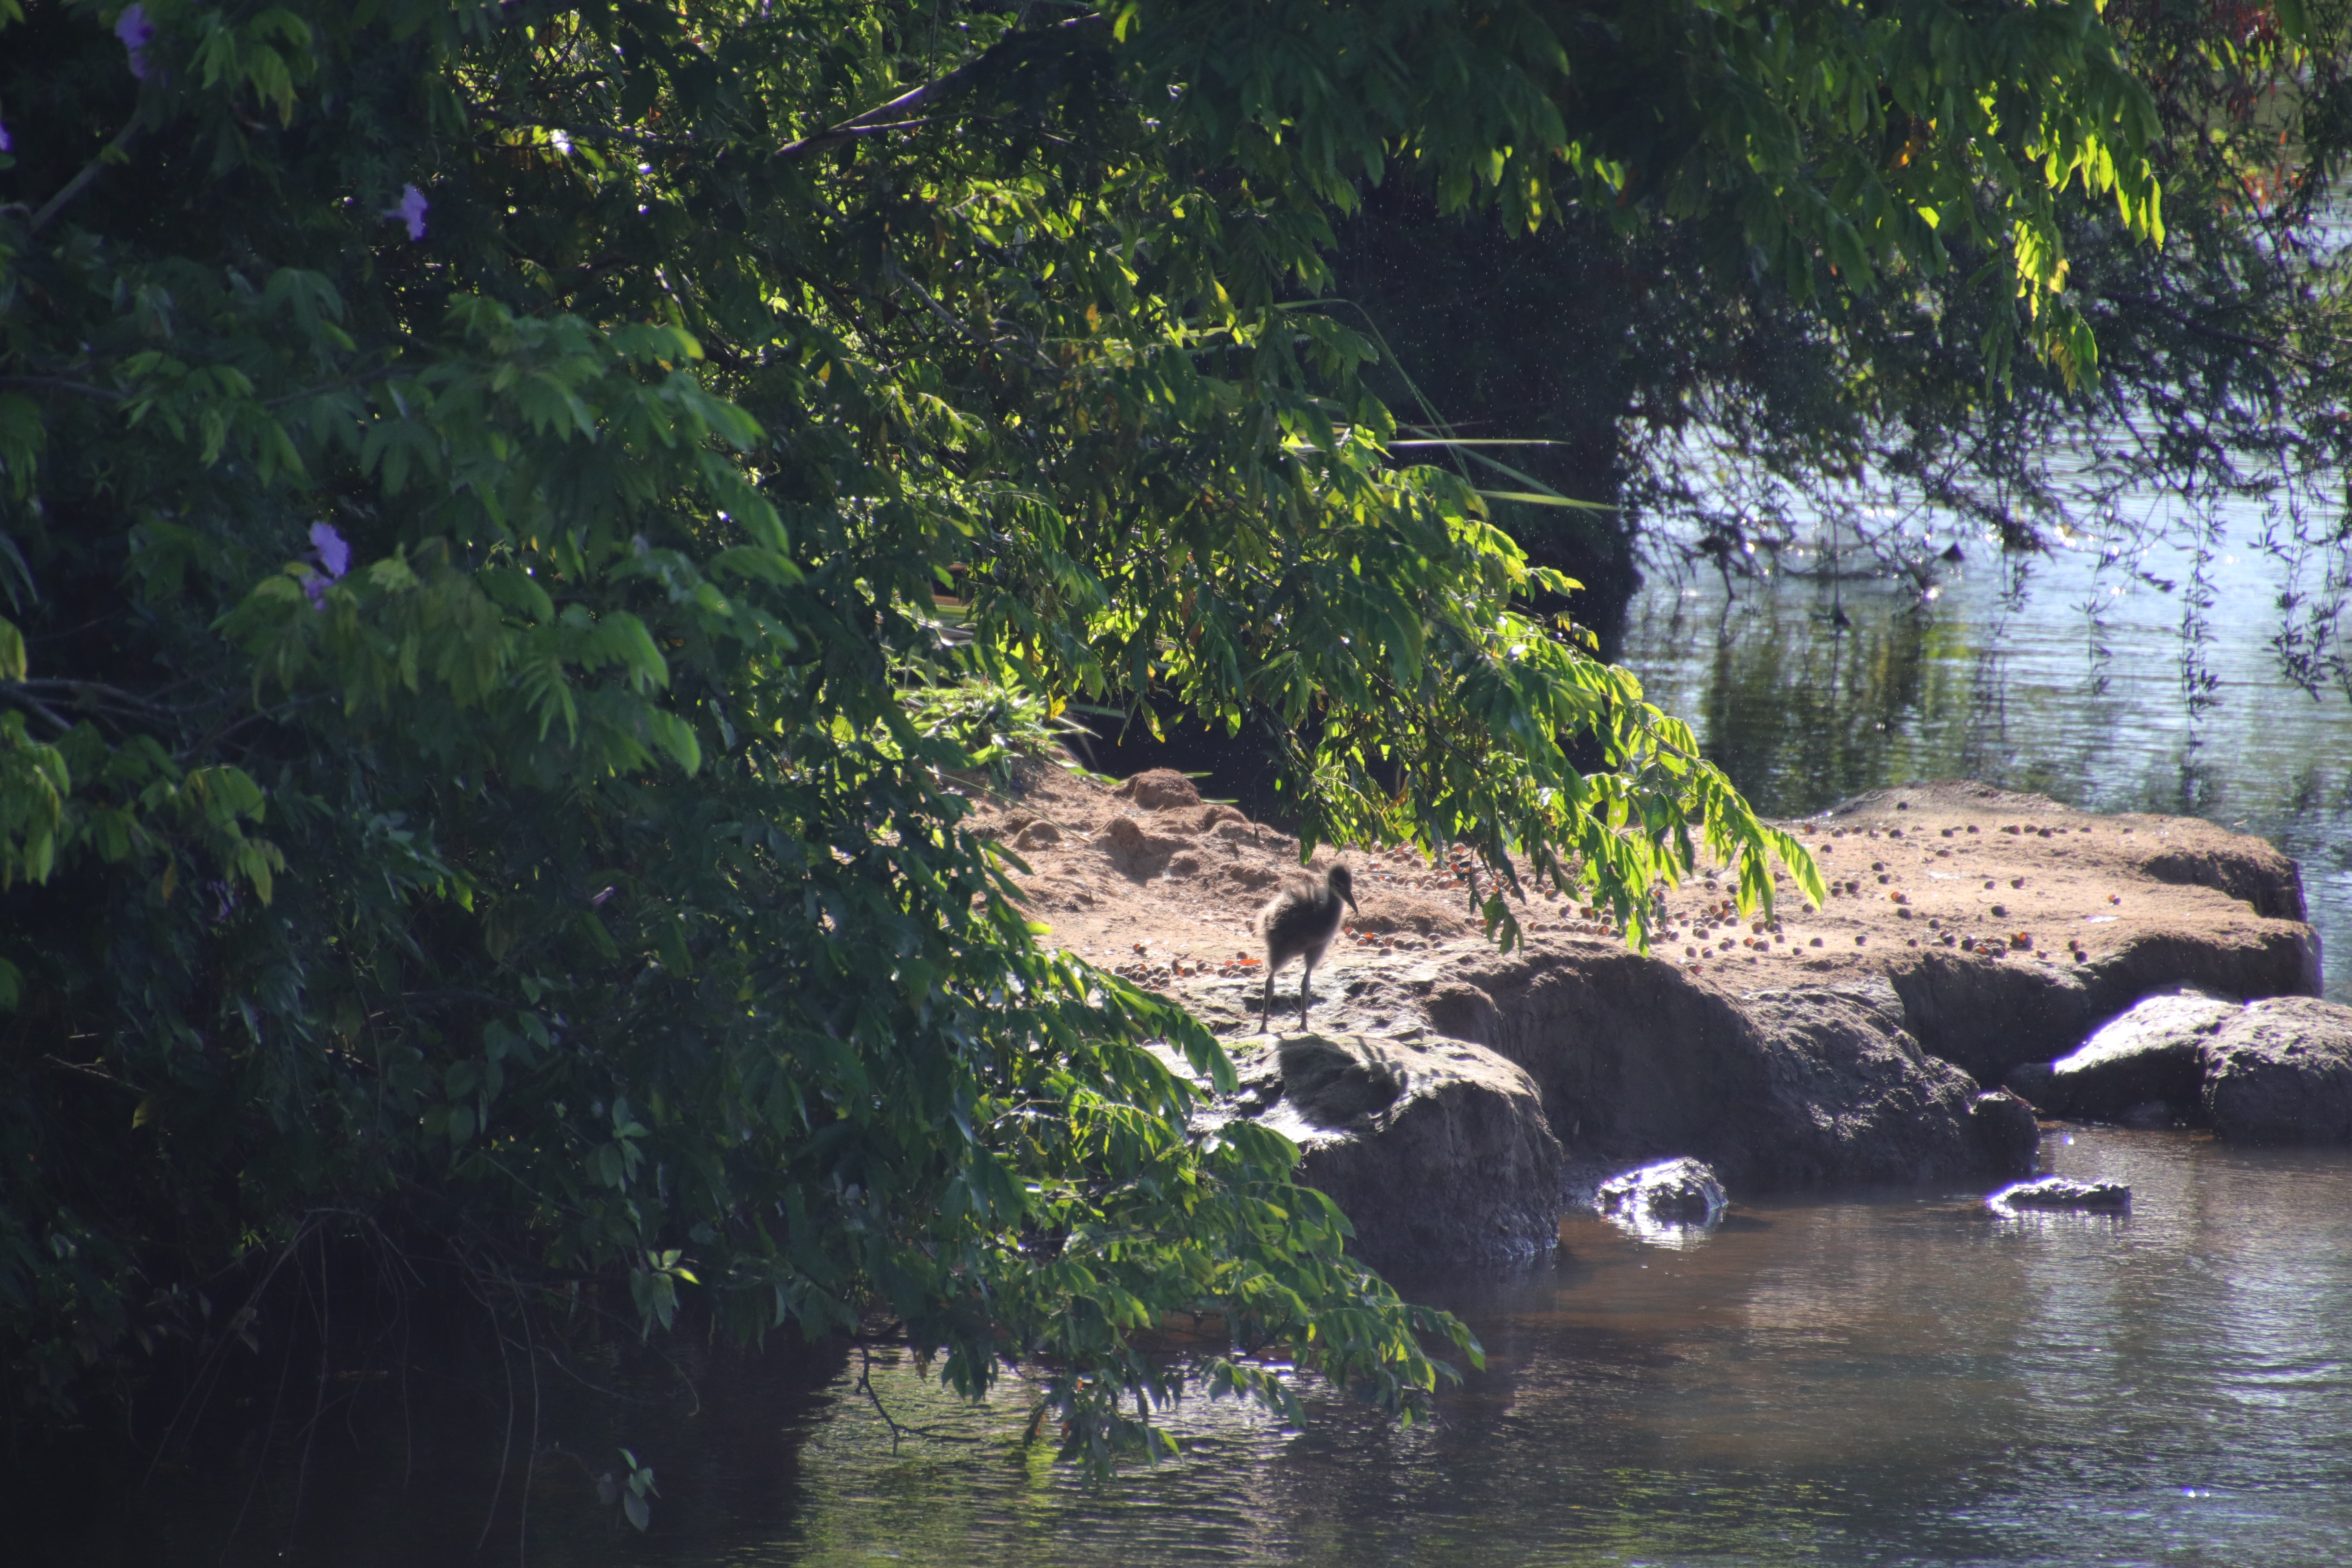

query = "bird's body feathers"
[1257, 863, 1357, 1033]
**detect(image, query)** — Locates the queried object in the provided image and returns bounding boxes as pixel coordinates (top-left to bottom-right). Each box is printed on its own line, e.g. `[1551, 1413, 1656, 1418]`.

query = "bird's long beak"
[1344, 892, 1360, 916]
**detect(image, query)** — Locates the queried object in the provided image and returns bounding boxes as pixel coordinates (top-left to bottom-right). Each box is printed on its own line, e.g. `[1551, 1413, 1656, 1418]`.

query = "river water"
[405, 1127, 2345, 1568]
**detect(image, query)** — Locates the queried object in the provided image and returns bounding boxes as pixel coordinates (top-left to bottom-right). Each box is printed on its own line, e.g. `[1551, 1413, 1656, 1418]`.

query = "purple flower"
[309, 521, 351, 581]
[385, 183, 427, 242]
[116, 5, 157, 80]
[0, 123, 12, 155]
[302, 523, 350, 607]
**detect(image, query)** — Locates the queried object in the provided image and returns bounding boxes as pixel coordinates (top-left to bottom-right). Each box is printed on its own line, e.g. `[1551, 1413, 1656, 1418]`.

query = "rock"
[2007, 985, 2240, 1122]
[1181, 1033, 1566, 1272]
[1970, 1089, 2044, 1170]
[2201, 996, 2352, 1144]
[1596, 1157, 1726, 1234]
[2140, 840, 2310, 922]
[2004, 1060, 2057, 1105]
[1989, 1176, 2131, 1211]
[1111, 768, 1200, 810]
[1276, 1034, 1405, 1124]
[1727, 981, 2036, 1187]
[1179, 954, 2038, 1192]
[1889, 928, 2313, 1085]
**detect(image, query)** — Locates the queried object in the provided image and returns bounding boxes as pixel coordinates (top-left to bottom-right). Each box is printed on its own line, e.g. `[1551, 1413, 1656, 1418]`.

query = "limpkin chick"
[1257, 863, 1359, 1034]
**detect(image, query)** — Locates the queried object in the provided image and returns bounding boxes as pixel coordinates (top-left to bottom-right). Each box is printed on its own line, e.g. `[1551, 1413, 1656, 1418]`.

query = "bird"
[1256, 863, 1359, 1034]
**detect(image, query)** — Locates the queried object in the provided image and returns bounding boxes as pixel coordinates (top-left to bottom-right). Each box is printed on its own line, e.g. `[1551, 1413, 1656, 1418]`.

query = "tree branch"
[31, 120, 141, 236]
[772, 14, 1105, 165]
[0, 376, 125, 403]
[2105, 292, 2317, 370]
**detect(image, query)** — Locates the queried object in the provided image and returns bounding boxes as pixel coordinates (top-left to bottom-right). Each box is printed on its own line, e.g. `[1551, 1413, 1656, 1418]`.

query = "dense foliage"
[0, 0, 2167, 1470]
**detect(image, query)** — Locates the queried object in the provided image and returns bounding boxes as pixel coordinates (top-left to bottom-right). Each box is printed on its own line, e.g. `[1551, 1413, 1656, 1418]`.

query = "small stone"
[1989, 1176, 2130, 1212]
[1597, 1157, 1727, 1231]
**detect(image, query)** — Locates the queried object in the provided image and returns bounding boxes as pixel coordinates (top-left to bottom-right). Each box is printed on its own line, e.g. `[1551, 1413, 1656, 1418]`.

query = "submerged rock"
[2005, 985, 2239, 1122]
[1174, 1032, 1565, 1272]
[2201, 996, 2352, 1145]
[1596, 1157, 1727, 1234]
[1989, 1176, 2132, 1211]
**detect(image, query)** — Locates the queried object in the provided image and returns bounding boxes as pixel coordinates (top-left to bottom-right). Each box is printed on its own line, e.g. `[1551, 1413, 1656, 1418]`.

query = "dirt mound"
[973, 764, 2317, 1038]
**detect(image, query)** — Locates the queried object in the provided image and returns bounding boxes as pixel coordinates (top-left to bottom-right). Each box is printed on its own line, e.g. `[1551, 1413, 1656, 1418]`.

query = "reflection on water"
[1617, 542, 2352, 1000]
[33, 1139, 2352, 1566]
[613, 1129, 2352, 1567]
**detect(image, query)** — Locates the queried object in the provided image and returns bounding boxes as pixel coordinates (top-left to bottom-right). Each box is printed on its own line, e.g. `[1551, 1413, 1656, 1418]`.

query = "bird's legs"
[1297, 955, 1315, 1032]
[1261, 968, 1276, 1034]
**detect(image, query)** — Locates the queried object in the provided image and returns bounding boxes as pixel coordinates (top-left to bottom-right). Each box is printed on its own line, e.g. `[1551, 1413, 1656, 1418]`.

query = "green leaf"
[1473, 489, 1617, 511]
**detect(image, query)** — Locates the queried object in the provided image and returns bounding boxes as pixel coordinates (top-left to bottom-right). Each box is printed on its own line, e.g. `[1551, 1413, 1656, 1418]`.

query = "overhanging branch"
[771, 13, 1106, 165]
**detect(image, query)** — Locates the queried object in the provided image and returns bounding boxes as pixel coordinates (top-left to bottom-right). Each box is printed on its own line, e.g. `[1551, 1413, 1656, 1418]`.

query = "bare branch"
[772, 14, 1105, 165]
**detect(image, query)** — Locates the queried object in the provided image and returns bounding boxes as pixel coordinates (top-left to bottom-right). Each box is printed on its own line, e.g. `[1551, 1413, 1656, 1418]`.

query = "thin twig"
[473, 1256, 520, 1555]
[850, 1340, 979, 1448]
[856, 1342, 913, 1454]
[31, 120, 140, 234]
[286, 1230, 333, 1560]
[510, 1270, 543, 1568]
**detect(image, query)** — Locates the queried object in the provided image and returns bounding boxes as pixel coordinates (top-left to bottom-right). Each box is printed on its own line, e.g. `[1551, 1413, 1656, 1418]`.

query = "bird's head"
[1327, 862, 1359, 915]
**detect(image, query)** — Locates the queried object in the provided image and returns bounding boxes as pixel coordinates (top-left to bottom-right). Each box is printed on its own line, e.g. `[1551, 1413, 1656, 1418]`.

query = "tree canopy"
[0, 0, 2173, 1470]
[1330, 1, 2352, 701]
